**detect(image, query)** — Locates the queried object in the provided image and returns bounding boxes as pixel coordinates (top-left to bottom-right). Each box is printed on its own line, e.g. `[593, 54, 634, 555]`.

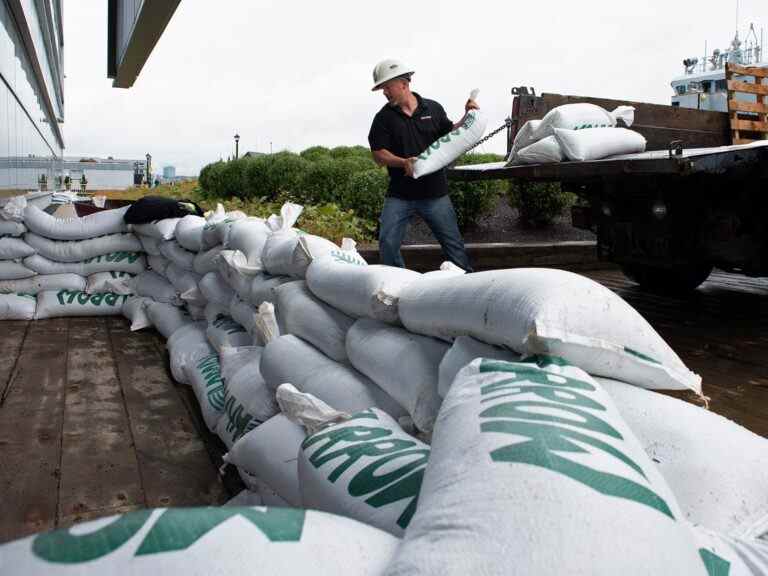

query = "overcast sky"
[62, 0, 766, 176]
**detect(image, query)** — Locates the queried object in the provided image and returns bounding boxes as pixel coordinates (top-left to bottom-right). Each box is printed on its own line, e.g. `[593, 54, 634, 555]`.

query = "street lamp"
[234, 133, 240, 160]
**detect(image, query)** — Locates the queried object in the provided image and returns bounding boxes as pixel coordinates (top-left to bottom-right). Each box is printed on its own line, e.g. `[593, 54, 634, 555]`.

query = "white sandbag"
[0, 506, 399, 576]
[223, 413, 305, 506]
[0, 237, 35, 259]
[166, 321, 211, 385]
[275, 280, 355, 363]
[85, 271, 134, 295]
[507, 119, 541, 160]
[158, 240, 195, 271]
[137, 233, 162, 255]
[0, 219, 26, 237]
[0, 195, 25, 221]
[121, 296, 153, 331]
[35, 290, 129, 319]
[0, 273, 85, 294]
[694, 526, 768, 576]
[599, 377, 768, 537]
[261, 334, 406, 419]
[398, 268, 701, 394]
[384, 357, 707, 576]
[198, 271, 235, 307]
[219, 345, 262, 382]
[0, 260, 37, 280]
[554, 127, 647, 162]
[512, 135, 564, 164]
[0, 293, 36, 320]
[174, 214, 206, 252]
[223, 489, 263, 507]
[299, 407, 429, 537]
[185, 352, 226, 431]
[215, 348, 278, 449]
[186, 304, 206, 320]
[23, 204, 129, 240]
[218, 250, 255, 299]
[131, 218, 180, 240]
[145, 301, 192, 339]
[306, 255, 419, 325]
[276, 383, 349, 435]
[193, 245, 223, 275]
[532, 103, 636, 141]
[438, 335, 520, 398]
[229, 296, 259, 339]
[249, 272, 294, 306]
[347, 319, 449, 433]
[130, 270, 180, 305]
[24, 232, 142, 262]
[422, 260, 466, 279]
[412, 108, 488, 179]
[262, 232, 340, 279]
[206, 314, 253, 352]
[146, 254, 169, 276]
[23, 252, 146, 276]
[202, 207, 247, 248]
[225, 217, 271, 271]
[164, 263, 204, 305]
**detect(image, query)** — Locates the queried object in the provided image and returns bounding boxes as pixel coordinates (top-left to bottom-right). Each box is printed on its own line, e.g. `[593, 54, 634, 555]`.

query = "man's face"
[382, 78, 408, 106]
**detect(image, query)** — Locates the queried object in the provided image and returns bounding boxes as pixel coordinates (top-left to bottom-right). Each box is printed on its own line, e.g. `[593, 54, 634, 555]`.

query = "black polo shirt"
[368, 93, 454, 200]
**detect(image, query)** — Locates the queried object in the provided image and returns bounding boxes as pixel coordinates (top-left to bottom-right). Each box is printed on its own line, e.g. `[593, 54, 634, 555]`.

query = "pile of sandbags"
[508, 103, 646, 164]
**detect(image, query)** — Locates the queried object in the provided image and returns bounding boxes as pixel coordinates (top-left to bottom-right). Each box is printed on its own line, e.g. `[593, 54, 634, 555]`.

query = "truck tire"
[621, 262, 713, 294]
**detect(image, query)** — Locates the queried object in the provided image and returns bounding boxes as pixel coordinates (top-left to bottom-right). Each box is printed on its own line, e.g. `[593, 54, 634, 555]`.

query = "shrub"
[341, 168, 388, 225]
[299, 203, 374, 244]
[299, 158, 367, 206]
[242, 155, 272, 199]
[219, 158, 248, 199]
[449, 153, 507, 230]
[329, 145, 372, 160]
[507, 180, 576, 227]
[300, 146, 332, 163]
[262, 152, 311, 200]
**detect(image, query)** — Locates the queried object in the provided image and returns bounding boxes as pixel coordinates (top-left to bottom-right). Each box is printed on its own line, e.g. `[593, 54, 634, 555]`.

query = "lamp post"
[234, 133, 240, 160]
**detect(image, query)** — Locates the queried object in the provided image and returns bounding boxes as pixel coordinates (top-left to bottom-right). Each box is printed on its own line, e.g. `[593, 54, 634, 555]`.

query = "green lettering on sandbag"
[126, 252, 140, 264]
[135, 507, 304, 555]
[481, 382, 605, 411]
[430, 141, 441, 151]
[366, 468, 426, 529]
[104, 293, 119, 306]
[77, 291, 90, 305]
[90, 293, 105, 306]
[699, 549, 731, 576]
[56, 289, 67, 305]
[302, 424, 388, 453]
[32, 509, 153, 563]
[439, 134, 452, 143]
[624, 346, 661, 365]
[482, 419, 672, 518]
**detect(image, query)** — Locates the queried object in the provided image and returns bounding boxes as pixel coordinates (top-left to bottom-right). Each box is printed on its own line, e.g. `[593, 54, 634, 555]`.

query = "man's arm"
[372, 149, 416, 177]
[451, 99, 480, 130]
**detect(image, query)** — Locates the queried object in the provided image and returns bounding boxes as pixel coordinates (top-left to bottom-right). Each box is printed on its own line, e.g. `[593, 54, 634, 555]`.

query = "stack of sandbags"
[508, 103, 644, 164]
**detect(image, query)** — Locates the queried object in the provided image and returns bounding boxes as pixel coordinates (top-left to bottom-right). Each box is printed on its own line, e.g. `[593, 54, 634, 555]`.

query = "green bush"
[449, 153, 507, 230]
[262, 152, 311, 200]
[219, 158, 248, 199]
[329, 145, 372, 160]
[242, 155, 272, 199]
[341, 168, 388, 225]
[298, 158, 371, 205]
[507, 180, 576, 227]
[299, 146, 332, 162]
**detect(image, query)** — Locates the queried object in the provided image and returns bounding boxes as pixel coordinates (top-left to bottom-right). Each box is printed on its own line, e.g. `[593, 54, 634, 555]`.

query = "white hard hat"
[371, 59, 414, 91]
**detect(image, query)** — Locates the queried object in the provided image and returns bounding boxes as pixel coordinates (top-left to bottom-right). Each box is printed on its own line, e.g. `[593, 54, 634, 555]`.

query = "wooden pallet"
[726, 63, 768, 145]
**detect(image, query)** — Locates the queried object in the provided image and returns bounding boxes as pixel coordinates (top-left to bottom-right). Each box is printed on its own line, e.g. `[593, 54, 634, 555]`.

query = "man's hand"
[403, 157, 417, 178]
[465, 99, 480, 112]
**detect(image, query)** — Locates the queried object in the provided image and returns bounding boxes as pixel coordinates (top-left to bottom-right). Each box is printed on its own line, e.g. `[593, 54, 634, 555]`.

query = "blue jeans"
[378, 195, 472, 271]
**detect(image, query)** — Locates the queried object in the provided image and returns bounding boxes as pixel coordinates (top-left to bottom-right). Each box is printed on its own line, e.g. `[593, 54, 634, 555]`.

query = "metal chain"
[463, 117, 513, 154]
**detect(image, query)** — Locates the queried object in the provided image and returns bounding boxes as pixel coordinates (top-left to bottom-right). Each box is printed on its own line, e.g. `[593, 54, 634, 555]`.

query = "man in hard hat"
[368, 59, 476, 271]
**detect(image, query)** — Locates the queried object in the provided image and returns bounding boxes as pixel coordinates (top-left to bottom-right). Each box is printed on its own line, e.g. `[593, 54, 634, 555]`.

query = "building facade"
[162, 165, 175, 180]
[0, 0, 65, 193]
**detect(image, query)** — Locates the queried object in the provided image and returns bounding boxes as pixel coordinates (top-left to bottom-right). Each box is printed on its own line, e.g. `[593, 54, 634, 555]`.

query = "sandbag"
[347, 318, 449, 433]
[384, 357, 707, 576]
[531, 103, 636, 140]
[438, 335, 520, 398]
[507, 119, 541, 160]
[23, 204, 129, 240]
[137, 233, 162, 255]
[219, 345, 263, 383]
[145, 301, 192, 339]
[132, 218, 180, 240]
[35, 290, 129, 319]
[206, 314, 253, 352]
[0, 260, 37, 280]
[185, 352, 226, 431]
[218, 250, 255, 299]
[223, 413, 305, 506]
[24, 232, 142, 262]
[123, 195, 203, 224]
[193, 245, 223, 275]
[262, 232, 340, 279]
[397, 268, 701, 394]
[174, 214, 206, 252]
[186, 304, 206, 320]
[249, 272, 294, 306]
[0, 293, 36, 320]
[554, 127, 647, 162]
[306, 255, 419, 325]
[158, 240, 195, 271]
[412, 108, 488, 179]
[223, 489, 263, 507]
[146, 254, 169, 276]
[261, 334, 406, 418]
[215, 347, 278, 448]
[202, 206, 247, 248]
[164, 263, 204, 305]
[121, 296, 153, 331]
[225, 217, 271, 270]
[0, 273, 85, 295]
[0, 506, 399, 576]
[0, 219, 26, 237]
[511, 135, 564, 165]
[693, 526, 768, 576]
[0, 195, 25, 221]
[198, 271, 235, 307]
[229, 296, 259, 339]
[0, 237, 35, 259]
[599, 377, 768, 537]
[275, 280, 354, 362]
[166, 322, 212, 385]
[130, 270, 180, 305]
[23, 252, 147, 276]
[85, 271, 134, 295]
[299, 407, 429, 537]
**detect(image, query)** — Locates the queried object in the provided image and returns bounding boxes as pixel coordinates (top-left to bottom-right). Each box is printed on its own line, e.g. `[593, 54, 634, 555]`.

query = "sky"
[62, 0, 766, 176]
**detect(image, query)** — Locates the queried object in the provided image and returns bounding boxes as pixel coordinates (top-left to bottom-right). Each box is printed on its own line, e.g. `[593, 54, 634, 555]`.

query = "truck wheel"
[621, 262, 713, 293]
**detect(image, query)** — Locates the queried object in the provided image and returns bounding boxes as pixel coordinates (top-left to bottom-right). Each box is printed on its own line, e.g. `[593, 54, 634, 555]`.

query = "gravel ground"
[403, 195, 595, 244]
